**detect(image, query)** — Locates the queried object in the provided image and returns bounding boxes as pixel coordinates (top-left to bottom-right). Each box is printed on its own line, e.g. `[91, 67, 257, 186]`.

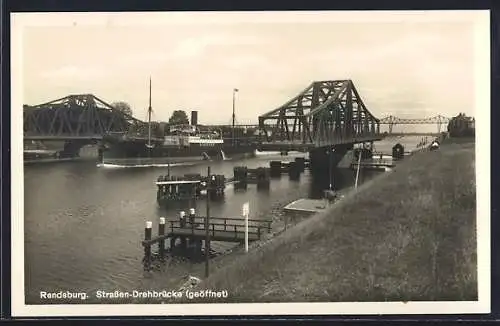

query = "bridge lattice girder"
[23, 94, 149, 139]
[379, 115, 451, 125]
[258, 80, 380, 148]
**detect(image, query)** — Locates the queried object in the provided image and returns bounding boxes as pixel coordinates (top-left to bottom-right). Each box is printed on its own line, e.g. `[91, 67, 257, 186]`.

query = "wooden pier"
[141, 211, 272, 270]
[269, 157, 309, 178]
[145, 216, 271, 243]
[233, 166, 271, 188]
[156, 173, 228, 205]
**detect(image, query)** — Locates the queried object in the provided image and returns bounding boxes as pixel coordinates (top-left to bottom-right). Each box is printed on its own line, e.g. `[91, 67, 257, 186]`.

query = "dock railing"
[170, 216, 272, 240]
[142, 216, 272, 247]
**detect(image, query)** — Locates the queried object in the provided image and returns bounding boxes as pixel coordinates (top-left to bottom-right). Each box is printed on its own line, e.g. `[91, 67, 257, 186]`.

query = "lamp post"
[232, 88, 239, 146]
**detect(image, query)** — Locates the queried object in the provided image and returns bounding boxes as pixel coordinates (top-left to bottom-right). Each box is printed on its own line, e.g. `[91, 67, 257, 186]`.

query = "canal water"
[23, 136, 425, 304]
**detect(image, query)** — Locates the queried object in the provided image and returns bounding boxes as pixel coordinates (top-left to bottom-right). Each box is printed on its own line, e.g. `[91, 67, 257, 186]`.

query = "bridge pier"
[309, 144, 353, 180]
[57, 140, 88, 158]
[97, 142, 106, 163]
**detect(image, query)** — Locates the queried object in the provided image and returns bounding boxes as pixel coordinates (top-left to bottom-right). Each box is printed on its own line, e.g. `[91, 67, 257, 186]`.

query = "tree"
[111, 101, 133, 117]
[168, 110, 189, 125]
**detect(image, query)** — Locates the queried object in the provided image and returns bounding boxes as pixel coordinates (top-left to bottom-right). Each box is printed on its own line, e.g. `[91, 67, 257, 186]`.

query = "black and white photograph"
[11, 10, 490, 317]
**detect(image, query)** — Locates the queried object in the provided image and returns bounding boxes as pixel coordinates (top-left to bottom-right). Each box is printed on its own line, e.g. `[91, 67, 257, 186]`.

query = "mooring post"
[179, 211, 187, 249]
[158, 217, 165, 259]
[144, 221, 152, 270]
[180, 211, 186, 228]
[189, 208, 196, 228]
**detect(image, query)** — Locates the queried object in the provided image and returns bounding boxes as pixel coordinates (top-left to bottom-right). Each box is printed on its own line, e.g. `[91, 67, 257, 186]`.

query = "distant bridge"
[379, 115, 451, 134]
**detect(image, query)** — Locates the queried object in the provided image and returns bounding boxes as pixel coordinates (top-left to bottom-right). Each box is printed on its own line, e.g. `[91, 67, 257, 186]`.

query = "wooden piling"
[189, 208, 196, 228]
[144, 221, 152, 270]
[288, 161, 300, 180]
[180, 211, 186, 227]
[179, 211, 187, 249]
[256, 167, 271, 189]
[233, 166, 248, 182]
[294, 157, 305, 172]
[158, 217, 165, 259]
[270, 161, 282, 177]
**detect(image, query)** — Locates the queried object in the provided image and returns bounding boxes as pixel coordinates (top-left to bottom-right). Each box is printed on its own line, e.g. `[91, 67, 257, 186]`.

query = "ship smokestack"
[191, 111, 198, 126]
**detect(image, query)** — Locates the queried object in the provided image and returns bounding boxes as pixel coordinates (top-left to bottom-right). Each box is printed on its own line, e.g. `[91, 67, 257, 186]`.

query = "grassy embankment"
[195, 139, 477, 302]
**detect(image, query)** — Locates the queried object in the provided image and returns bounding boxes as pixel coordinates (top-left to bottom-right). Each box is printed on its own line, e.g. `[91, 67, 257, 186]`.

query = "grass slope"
[197, 141, 477, 303]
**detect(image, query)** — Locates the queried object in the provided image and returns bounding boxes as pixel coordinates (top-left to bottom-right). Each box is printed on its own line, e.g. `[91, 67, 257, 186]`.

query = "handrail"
[141, 216, 272, 246]
[180, 216, 271, 225]
[170, 225, 261, 233]
[170, 222, 264, 231]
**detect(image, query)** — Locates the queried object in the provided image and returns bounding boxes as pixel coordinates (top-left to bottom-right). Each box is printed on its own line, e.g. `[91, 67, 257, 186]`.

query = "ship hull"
[100, 156, 209, 167]
[100, 138, 257, 166]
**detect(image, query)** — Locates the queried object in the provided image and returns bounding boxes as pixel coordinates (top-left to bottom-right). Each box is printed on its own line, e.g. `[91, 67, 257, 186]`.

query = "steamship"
[101, 125, 232, 167]
[99, 80, 257, 167]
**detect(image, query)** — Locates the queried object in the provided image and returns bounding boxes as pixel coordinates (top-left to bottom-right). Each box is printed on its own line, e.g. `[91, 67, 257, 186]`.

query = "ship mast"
[147, 76, 152, 149]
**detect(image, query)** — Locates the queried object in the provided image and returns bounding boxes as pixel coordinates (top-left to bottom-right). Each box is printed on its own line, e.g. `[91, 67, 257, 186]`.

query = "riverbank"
[194, 139, 477, 302]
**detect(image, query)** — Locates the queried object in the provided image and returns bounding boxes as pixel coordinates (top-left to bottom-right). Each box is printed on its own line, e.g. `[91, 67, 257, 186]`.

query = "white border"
[11, 10, 491, 317]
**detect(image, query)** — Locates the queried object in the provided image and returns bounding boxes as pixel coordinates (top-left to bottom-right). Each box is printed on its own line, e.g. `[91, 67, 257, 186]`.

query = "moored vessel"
[99, 78, 257, 167]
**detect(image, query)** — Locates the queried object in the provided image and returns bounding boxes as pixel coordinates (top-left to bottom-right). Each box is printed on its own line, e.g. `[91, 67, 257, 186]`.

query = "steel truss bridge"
[23, 86, 452, 149]
[23, 94, 162, 142]
[257, 80, 382, 151]
[379, 115, 451, 134]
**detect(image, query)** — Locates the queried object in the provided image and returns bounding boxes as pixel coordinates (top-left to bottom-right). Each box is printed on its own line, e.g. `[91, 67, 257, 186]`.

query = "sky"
[18, 11, 488, 128]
